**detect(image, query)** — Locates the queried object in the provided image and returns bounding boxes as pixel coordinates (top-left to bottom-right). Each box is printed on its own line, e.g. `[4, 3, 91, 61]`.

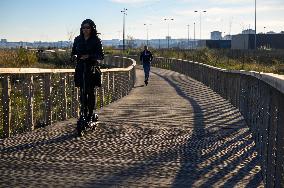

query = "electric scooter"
[76, 60, 99, 137]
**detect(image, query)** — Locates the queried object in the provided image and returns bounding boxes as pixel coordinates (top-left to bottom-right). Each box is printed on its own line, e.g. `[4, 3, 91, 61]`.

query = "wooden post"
[128, 71, 131, 94]
[275, 92, 284, 187]
[107, 72, 110, 105]
[115, 72, 119, 100]
[266, 90, 278, 187]
[100, 73, 104, 108]
[121, 72, 124, 98]
[2, 75, 11, 138]
[25, 75, 34, 131]
[72, 86, 80, 118]
[102, 86, 105, 107]
[118, 72, 122, 99]
[44, 74, 52, 126]
[95, 89, 98, 110]
[122, 72, 125, 97]
[61, 74, 67, 121]
[112, 72, 116, 102]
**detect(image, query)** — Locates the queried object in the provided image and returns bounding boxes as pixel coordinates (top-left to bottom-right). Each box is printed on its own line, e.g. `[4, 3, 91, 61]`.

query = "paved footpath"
[0, 67, 263, 188]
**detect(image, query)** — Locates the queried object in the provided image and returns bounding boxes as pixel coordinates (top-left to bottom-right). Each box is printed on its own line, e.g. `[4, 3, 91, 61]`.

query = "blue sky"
[0, 0, 283, 42]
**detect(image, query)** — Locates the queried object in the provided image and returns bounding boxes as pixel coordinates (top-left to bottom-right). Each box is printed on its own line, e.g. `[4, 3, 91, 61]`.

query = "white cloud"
[110, 0, 155, 4]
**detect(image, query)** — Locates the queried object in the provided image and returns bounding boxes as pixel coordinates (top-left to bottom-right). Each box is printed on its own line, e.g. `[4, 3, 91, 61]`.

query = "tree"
[127, 35, 136, 49]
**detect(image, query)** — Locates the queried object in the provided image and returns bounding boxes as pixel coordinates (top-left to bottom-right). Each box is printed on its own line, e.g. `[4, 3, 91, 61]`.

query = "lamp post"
[264, 26, 266, 34]
[187, 24, 190, 48]
[144, 23, 152, 46]
[121, 8, 127, 52]
[194, 10, 207, 40]
[254, 0, 257, 50]
[164, 18, 174, 49]
[194, 22, 196, 48]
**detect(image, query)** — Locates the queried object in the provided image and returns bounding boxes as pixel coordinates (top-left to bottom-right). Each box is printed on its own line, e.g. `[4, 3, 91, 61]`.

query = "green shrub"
[16, 48, 38, 66]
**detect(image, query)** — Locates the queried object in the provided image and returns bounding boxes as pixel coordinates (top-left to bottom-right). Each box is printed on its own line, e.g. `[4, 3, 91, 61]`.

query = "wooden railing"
[0, 56, 136, 138]
[151, 57, 284, 187]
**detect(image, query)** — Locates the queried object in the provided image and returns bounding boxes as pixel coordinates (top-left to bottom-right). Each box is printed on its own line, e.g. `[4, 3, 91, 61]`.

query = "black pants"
[80, 86, 95, 117]
[143, 62, 151, 81]
[75, 61, 97, 117]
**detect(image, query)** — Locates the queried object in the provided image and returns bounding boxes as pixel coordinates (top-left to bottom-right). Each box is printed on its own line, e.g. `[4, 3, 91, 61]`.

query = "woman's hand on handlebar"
[70, 55, 77, 63]
[80, 55, 89, 60]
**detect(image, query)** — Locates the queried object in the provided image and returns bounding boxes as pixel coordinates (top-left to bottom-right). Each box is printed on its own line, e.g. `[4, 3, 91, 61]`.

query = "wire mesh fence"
[0, 56, 136, 139]
[152, 56, 284, 188]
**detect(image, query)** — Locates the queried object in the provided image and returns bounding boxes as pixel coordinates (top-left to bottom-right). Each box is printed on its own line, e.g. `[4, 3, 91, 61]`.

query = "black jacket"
[72, 35, 104, 62]
[72, 35, 104, 88]
[140, 50, 153, 64]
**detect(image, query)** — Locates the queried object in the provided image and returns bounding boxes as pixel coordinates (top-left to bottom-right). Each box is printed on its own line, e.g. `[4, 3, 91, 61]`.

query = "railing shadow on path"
[78, 68, 263, 187]
[0, 125, 76, 153]
[154, 70, 263, 188]
[0, 67, 263, 187]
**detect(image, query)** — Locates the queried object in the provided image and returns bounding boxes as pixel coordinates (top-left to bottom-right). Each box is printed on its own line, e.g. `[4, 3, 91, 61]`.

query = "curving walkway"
[0, 66, 263, 188]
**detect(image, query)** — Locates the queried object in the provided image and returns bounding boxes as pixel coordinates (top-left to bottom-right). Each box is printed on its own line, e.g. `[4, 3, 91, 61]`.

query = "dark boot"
[87, 113, 99, 122]
[144, 79, 148, 86]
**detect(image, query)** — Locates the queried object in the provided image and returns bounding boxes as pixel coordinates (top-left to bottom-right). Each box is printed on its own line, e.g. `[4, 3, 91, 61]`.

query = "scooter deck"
[77, 121, 100, 137]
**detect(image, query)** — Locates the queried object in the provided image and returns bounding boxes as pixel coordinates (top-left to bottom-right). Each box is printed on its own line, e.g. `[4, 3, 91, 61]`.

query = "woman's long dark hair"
[80, 19, 100, 37]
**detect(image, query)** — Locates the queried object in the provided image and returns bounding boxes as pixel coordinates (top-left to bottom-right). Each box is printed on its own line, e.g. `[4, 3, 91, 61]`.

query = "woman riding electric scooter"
[71, 19, 104, 136]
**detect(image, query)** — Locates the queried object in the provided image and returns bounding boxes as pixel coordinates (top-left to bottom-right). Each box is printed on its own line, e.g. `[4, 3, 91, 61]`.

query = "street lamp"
[144, 23, 152, 46]
[264, 27, 266, 34]
[121, 8, 127, 52]
[187, 24, 190, 48]
[194, 10, 207, 40]
[254, 0, 257, 49]
[194, 22, 196, 48]
[164, 18, 174, 49]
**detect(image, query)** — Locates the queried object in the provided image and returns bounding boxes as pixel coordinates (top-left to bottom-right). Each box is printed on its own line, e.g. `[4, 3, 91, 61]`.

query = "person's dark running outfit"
[140, 46, 153, 86]
[71, 19, 104, 120]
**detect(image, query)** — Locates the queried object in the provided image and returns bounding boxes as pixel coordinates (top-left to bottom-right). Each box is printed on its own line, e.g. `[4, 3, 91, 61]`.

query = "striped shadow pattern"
[0, 67, 263, 187]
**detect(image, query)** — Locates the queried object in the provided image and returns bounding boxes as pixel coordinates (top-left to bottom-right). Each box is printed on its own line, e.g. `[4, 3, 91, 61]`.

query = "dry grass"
[0, 49, 72, 69]
[1, 48, 283, 74]
[147, 48, 284, 74]
[0, 48, 39, 67]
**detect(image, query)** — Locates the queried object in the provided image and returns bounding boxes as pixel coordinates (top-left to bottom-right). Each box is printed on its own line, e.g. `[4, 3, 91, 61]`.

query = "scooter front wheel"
[77, 116, 87, 137]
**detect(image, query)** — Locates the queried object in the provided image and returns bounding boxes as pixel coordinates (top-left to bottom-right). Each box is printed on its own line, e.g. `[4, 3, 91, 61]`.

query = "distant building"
[0, 40, 72, 49]
[0, 39, 8, 47]
[1, 39, 7, 43]
[223, 35, 232, 40]
[231, 34, 284, 49]
[194, 40, 231, 49]
[211, 31, 222, 40]
[242, 29, 255, 34]
[267, 31, 276, 34]
[165, 36, 171, 40]
[102, 39, 121, 46]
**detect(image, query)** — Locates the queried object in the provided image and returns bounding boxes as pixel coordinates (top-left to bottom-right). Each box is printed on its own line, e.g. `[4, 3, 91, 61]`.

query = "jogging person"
[140, 45, 153, 86]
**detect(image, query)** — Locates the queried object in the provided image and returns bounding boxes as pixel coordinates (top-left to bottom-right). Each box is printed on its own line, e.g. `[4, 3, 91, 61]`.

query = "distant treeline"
[1, 47, 283, 74]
